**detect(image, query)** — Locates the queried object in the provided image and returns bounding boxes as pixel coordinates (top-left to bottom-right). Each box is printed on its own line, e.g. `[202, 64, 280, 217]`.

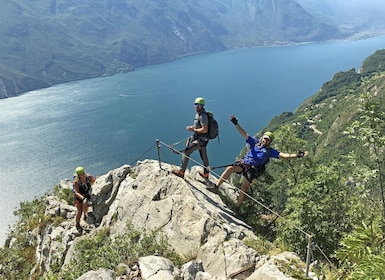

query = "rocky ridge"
[8, 160, 316, 279]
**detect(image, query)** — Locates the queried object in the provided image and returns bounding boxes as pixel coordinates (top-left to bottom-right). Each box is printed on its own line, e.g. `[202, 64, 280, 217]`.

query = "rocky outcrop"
[26, 159, 315, 279]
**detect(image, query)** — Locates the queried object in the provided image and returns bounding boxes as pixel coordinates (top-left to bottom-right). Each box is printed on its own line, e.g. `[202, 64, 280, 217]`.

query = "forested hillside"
[239, 49, 385, 278]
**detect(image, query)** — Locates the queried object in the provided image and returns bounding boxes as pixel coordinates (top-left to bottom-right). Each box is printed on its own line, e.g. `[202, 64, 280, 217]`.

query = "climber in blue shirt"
[214, 114, 308, 215]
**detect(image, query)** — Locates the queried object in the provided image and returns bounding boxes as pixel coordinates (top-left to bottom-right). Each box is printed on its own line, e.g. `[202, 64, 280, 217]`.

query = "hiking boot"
[199, 171, 209, 179]
[233, 206, 241, 216]
[207, 184, 219, 194]
[207, 183, 218, 189]
[76, 223, 83, 233]
[172, 169, 185, 178]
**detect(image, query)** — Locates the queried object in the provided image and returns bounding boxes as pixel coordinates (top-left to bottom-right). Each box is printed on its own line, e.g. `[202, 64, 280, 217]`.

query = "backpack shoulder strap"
[85, 175, 92, 188]
[198, 110, 207, 126]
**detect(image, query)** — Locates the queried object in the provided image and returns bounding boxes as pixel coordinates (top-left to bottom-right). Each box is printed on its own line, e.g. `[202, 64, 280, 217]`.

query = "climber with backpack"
[213, 114, 308, 216]
[173, 97, 218, 179]
[73, 166, 95, 233]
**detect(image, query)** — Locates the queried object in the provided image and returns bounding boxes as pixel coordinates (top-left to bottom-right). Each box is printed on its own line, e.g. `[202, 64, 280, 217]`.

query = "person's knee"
[226, 167, 238, 177]
[225, 166, 235, 173]
[185, 149, 194, 156]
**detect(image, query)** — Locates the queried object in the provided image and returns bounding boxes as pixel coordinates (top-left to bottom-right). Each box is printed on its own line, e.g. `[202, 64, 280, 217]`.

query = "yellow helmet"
[194, 97, 205, 105]
[75, 166, 85, 175]
[263, 131, 274, 141]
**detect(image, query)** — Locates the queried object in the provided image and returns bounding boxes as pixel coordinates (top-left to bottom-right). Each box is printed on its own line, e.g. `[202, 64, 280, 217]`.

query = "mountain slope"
[295, 0, 385, 36]
[0, 0, 344, 98]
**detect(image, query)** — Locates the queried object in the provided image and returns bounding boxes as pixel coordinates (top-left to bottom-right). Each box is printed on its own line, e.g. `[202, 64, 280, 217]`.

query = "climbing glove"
[230, 116, 238, 125]
[297, 150, 305, 158]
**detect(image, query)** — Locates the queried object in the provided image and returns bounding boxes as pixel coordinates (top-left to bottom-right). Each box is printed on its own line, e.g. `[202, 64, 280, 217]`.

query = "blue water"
[1, 35, 385, 244]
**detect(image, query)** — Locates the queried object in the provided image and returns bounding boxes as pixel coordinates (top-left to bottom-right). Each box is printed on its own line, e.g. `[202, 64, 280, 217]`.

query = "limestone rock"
[180, 260, 205, 279]
[76, 268, 115, 280]
[249, 252, 307, 280]
[139, 256, 176, 279]
[96, 160, 258, 278]
[27, 159, 314, 279]
[91, 164, 131, 223]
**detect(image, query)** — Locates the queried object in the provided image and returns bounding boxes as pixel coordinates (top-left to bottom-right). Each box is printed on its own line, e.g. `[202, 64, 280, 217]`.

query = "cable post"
[156, 139, 162, 169]
[305, 234, 313, 277]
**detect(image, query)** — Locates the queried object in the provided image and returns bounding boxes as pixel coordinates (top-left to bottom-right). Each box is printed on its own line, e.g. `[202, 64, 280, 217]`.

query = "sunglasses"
[194, 103, 203, 106]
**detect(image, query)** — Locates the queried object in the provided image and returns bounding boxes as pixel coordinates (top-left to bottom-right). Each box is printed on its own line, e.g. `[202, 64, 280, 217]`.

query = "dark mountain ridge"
[0, 0, 350, 98]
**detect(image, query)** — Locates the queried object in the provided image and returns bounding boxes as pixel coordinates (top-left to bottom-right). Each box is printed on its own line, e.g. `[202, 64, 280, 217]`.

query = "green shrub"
[0, 197, 46, 279]
[58, 222, 183, 279]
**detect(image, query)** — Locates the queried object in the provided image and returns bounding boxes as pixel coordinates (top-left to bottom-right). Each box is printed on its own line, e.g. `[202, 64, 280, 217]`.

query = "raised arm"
[279, 150, 309, 159]
[230, 114, 249, 139]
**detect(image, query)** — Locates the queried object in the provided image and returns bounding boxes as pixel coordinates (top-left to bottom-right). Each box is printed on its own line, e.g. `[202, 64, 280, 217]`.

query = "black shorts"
[234, 161, 259, 183]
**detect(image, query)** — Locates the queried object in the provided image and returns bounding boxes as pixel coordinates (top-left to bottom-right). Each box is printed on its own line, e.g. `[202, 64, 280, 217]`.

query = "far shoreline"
[3, 31, 385, 101]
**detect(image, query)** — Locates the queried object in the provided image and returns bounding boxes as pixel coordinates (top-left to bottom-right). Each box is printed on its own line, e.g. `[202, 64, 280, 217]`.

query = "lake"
[1, 35, 385, 244]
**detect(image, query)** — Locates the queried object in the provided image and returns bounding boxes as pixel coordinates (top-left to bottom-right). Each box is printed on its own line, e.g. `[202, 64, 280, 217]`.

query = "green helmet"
[75, 166, 85, 175]
[263, 131, 274, 141]
[194, 97, 205, 105]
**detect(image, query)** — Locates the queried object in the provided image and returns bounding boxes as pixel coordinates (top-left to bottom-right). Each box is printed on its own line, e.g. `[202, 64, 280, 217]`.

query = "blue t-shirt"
[243, 136, 280, 167]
